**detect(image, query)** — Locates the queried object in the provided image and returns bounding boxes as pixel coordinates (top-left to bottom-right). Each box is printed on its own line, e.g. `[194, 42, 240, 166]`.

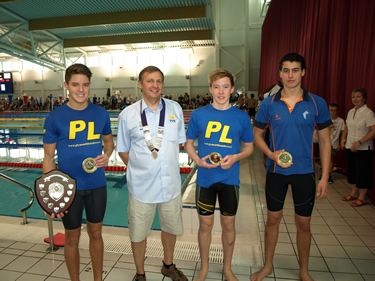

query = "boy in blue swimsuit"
[186, 69, 254, 281]
[251, 53, 332, 281]
[43, 64, 114, 281]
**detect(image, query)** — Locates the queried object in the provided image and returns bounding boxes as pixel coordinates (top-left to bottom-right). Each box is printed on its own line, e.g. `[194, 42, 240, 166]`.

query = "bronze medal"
[209, 152, 223, 165]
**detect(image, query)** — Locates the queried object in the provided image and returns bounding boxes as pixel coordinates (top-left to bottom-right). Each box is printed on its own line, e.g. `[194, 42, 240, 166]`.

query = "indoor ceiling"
[0, 0, 270, 70]
[0, 0, 215, 69]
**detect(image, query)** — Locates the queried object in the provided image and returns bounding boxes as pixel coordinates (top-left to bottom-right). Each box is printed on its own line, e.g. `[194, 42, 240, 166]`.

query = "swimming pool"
[0, 110, 193, 230]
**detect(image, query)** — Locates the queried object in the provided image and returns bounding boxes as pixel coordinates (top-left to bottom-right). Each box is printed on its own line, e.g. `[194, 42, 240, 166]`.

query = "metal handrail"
[0, 172, 34, 224]
[181, 163, 197, 196]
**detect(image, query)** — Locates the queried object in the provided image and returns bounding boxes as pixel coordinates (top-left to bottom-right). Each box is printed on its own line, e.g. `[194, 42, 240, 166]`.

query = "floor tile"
[308, 256, 329, 272]
[359, 236, 375, 247]
[324, 258, 358, 273]
[312, 234, 340, 246]
[0, 253, 18, 269]
[0, 269, 22, 280]
[311, 225, 333, 235]
[343, 246, 375, 259]
[323, 217, 348, 226]
[352, 259, 375, 275]
[329, 225, 356, 235]
[335, 235, 366, 246]
[345, 218, 370, 227]
[4, 256, 40, 272]
[17, 273, 47, 281]
[272, 254, 299, 270]
[317, 245, 348, 258]
[22, 251, 46, 258]
[363, 274, 375, 281]
[2, 248, 25, 255]
[308, 271, 334, 281]
[9, 242, 34, 251]
[273, 268, 299, 279]
[105, 268, 139, 281]
[0, 240, 15, 248]
[26, 258, 63, 275]
[331, 272, 366, 281]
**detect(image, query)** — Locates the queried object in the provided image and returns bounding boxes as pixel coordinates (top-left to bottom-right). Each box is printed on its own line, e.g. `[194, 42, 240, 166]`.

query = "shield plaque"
[34, 169, 76, 215]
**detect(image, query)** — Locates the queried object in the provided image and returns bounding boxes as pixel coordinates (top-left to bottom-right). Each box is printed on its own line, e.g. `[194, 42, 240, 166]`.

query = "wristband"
[359, 140, 362, 145]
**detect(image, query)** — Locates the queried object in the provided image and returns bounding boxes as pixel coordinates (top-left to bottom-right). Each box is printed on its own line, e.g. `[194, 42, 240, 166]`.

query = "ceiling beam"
[64, 30, 213, 48]
[29, 5, 206, 31]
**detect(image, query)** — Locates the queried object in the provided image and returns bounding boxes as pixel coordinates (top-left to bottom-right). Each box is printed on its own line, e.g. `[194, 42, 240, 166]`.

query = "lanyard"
[140, 99, 166, 159]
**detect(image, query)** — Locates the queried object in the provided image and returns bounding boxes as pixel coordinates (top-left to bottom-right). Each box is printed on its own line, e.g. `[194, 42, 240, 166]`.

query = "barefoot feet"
[223, 269, 238, 281]
[193, 270, 208, 281]
[250, 266, 273, 281]
[299, 270, 314, 281]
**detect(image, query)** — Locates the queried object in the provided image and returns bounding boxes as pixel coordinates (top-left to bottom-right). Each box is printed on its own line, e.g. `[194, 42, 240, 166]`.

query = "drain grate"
[79, 233, 223, 263]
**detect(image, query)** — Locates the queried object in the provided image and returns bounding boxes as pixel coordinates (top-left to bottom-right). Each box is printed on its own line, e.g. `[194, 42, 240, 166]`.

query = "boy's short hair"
[208, 68, 234, 87]
[138, 66, 164, 82]
[279, 53, 306, 71]
[329, 103, 339, 110]
[65, 64, 92, 84]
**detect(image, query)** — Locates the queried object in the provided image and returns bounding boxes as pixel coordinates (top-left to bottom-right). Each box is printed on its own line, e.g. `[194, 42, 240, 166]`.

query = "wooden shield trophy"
[35, 170, 76, 215]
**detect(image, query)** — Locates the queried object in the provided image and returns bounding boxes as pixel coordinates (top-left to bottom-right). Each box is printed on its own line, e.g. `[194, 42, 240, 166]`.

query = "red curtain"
[258, 0, 375, 203]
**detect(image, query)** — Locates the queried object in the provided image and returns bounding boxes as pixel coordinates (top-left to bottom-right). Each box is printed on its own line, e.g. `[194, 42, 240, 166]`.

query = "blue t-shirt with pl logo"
[187, 104, 254, 188]
[43, 103, 112, 190]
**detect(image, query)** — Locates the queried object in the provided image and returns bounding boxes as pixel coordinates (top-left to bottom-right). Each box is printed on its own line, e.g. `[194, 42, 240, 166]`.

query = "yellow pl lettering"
[87, 122, 100, 140]
[205, 121, 222, 138]
[205, 121, 232, 144]
[219, 125, 232, 144]
[69, 120, 86, 139]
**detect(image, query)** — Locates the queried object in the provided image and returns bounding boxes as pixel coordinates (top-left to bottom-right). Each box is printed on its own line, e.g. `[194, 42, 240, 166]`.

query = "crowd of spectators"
[1, 91, 244, 112]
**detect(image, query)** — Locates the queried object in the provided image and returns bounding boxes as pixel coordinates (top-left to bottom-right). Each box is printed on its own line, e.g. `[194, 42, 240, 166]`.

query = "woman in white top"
[340, 88, 375, 206]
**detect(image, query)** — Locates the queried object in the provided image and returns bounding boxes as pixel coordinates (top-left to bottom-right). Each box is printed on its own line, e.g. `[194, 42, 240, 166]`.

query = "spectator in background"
[340, 88, 375, 206]
[93, 94, 98, 105]
[318, 103, 345, 183]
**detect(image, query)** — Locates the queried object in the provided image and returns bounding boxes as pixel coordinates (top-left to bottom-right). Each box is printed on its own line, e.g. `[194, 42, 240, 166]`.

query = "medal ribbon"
[140, 99, 166, 157]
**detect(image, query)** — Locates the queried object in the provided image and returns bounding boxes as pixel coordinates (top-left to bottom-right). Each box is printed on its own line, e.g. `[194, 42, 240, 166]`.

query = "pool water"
[0, 111, 192, 230]
[0, 167, 188, 230]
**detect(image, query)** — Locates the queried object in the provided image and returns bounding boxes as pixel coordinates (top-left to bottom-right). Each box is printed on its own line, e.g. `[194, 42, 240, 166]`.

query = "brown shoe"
[161, 263, 188, 281]
[134, 274, 146, 281]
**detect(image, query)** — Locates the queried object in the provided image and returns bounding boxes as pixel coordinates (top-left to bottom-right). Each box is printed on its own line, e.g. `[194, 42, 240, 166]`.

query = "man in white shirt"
[116, 66, 187, 281]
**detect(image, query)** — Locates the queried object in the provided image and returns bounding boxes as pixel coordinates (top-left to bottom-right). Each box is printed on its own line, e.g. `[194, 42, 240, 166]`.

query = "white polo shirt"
[345, 104, 375, 150]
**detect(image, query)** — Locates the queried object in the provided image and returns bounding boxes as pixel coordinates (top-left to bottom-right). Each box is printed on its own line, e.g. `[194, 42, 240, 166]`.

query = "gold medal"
[82, 157, 97, 173]
[151, 150, 158, 159]
[278, 151, 292, 166]
[209, 152, 223, 165]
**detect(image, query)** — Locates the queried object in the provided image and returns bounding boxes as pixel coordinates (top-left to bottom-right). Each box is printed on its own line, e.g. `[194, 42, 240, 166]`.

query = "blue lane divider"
[0, 133, 44, 136]
[0, 143, 44, 148]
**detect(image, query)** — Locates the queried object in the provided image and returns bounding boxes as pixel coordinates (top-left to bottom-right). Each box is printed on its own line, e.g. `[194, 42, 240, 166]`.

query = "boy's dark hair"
[279, 53, 306, 71]
[251, 94, 254, 98]
[329, 103, 340, 110]
[352, 88, 367, 104]
[139, 66, 164, 82]
[65, 64, 92, 84]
